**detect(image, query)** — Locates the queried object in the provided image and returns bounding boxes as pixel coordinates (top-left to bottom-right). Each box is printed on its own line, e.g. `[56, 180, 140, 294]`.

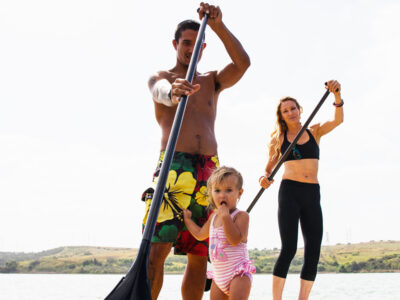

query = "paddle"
[246, 87, 332, 213]
[104, 13, 209, 300]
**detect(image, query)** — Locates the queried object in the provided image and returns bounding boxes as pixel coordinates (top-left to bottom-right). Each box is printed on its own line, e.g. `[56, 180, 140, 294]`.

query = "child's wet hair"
[206, 166, 243, 209]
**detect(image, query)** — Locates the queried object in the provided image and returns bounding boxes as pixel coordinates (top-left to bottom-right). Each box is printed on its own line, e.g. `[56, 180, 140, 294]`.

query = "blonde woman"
[259, 80, 343, 300]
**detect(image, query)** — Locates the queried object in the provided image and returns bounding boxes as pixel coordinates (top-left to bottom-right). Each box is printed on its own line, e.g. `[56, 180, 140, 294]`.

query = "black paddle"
[246, 87, 332, 213]
[104, 13, 209, 300]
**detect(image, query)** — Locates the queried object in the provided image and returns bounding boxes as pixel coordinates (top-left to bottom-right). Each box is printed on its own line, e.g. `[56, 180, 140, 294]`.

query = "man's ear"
[172, 39, 178, 50]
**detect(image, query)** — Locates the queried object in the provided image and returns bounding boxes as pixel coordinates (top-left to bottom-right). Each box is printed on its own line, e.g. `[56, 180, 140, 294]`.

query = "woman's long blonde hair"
[269, 97, 302, 161]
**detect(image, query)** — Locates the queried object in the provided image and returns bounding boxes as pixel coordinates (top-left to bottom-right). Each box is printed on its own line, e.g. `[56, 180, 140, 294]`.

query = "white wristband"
[152, 79, 175, 106]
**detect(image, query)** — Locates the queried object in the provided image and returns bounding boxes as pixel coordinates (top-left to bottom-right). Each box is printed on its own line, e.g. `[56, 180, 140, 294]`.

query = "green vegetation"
[1, 241, 399, 274]
[0, 246, 138, 274]
[251, 240, 400, 274]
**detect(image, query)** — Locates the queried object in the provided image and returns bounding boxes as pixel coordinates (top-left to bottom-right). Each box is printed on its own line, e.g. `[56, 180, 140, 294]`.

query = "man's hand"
[198, 2, 222, 30]
[170, 78, 201, 104]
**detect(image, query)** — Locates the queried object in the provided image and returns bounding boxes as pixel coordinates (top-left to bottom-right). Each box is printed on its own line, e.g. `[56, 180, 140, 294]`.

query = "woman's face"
[280, 100, 301, 124]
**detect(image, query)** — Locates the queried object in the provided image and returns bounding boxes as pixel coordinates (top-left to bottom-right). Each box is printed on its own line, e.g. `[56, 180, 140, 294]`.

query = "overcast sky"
[1, 0, 399, 253]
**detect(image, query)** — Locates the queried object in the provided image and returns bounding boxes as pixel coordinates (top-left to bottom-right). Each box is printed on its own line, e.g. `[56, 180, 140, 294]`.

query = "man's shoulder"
[150, 69, 219, 84]
[199, 70, 218, 78]
[198, 70, 221, 92]
[148, 71, 172, 88]
[150, 70, 171, 79]
[196, 70, 218, 87]
[150, 69, 182, 83]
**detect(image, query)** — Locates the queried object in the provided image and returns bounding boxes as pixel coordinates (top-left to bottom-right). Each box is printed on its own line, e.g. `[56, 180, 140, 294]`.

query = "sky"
[1, 0, 399, 253]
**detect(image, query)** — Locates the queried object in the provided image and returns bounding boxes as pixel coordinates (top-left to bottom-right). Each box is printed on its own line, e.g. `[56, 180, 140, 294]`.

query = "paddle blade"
[205, 278, 212, 291]
[105, 248, 151, 300]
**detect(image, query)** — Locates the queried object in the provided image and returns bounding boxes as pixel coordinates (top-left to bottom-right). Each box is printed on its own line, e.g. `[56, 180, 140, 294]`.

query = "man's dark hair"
[174, 19, 201, 42]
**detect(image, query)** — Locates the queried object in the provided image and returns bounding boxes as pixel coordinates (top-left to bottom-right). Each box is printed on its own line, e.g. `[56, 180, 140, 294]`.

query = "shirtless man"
[141, 3, 250, 300]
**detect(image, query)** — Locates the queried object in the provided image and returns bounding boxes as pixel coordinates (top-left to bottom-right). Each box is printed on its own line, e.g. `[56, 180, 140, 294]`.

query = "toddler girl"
[183, 166, 255, 300]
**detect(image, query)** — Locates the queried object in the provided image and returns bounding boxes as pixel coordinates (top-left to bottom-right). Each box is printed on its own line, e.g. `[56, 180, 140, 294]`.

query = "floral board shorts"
[142, 151, 219, 256]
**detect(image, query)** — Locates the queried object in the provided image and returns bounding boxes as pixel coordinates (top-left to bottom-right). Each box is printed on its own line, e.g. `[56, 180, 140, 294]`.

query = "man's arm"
[149, 72, 202, 105]
[198, 3, 250, 92]
[148, 73, 176, 107]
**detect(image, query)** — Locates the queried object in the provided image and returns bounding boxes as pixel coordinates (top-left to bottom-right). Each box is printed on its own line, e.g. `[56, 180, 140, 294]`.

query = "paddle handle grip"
[325, 81, 339, 93]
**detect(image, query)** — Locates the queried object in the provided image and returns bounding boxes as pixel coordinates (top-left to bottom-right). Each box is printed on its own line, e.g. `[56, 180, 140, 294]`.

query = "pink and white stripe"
[207, 209, 256, 295]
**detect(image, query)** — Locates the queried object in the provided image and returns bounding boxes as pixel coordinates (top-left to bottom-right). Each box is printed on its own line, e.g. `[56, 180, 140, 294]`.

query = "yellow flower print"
[195, 186, 209, 207]
[211, 156, 220, 167]
[153, 170, 196, 223]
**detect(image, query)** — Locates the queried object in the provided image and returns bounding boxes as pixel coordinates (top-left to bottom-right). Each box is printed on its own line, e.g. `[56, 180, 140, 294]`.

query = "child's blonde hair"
[206, 166, 243, 209]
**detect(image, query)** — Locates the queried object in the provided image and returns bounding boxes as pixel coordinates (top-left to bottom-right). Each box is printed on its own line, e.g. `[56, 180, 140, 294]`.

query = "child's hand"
[217, 203, 230, 219]
[182, 208, 192, 220]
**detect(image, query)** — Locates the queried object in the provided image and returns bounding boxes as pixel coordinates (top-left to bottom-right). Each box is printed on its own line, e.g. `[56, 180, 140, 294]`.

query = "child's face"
[211, 175, 243, 211]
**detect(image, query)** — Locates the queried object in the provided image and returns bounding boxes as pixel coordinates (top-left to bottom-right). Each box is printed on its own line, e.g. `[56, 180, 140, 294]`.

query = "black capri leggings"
[273, 179, 323, 281]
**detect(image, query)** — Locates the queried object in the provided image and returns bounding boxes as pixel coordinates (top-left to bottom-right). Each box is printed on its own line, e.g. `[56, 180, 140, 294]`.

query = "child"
[183, 166, 255, 300]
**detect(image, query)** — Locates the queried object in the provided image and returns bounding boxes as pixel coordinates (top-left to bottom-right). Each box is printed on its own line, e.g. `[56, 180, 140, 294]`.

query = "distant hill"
[0, 246, 138, 274]
[252, 240, 400, 274]
[0, 241, 399, 274]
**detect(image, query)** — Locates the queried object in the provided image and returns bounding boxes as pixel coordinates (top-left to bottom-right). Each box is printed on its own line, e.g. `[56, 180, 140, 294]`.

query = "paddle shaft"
[104, 14, 208, 300]
[142, 15, 208, 241]
[246, 89, 331, 213]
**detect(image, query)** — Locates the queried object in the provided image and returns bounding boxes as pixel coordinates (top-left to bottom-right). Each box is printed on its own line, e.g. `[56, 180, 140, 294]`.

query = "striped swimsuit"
[207, 209, 256, 295]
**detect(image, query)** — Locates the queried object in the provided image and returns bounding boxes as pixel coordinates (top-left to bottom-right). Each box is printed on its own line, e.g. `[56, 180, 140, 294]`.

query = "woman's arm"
[183, 209, 211, 241]
[315, 80, 344, 139]
[259, 137, 281, 189]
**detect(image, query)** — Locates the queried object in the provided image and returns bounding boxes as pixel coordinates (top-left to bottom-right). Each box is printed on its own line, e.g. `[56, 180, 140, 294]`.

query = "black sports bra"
[280, 129, 319, 161]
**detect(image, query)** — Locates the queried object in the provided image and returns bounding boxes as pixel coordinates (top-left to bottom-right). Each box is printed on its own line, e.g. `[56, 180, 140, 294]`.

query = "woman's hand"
[325, 80, 341, 97]
[259, 175, 274, 189]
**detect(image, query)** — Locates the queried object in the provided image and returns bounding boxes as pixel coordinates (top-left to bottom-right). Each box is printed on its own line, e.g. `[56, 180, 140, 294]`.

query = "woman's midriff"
[282, 159, 319, 183]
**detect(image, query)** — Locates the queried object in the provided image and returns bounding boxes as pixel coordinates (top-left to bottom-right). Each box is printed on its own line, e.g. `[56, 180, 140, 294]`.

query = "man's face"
[173, 29, 205, 66]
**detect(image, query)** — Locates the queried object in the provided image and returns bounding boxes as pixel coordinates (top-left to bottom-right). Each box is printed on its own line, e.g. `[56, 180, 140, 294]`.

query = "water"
[0, 273, 399, 300]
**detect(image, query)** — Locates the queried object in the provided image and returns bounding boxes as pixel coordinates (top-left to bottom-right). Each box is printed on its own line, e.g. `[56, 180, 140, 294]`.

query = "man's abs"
[160, 120, 217, 155]
[155, 71, 219, 155]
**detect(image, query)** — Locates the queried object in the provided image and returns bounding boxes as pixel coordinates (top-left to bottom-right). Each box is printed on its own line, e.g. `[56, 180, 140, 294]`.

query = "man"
[142, 3, 250, 299]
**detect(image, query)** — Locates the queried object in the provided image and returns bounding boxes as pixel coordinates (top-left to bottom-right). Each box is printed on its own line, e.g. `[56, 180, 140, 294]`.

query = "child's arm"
[182, 209, 211, 241]
[219, 207, 249, 246]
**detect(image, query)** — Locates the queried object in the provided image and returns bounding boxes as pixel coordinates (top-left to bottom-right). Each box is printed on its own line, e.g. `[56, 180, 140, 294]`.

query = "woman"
[259, 80, 343, 300]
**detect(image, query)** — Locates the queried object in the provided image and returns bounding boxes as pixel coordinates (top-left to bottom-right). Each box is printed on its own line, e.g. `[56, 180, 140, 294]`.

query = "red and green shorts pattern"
[142, 151, 219, 256]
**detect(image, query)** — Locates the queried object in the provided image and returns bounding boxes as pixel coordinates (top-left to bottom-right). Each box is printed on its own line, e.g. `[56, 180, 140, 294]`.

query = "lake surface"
[1, 273, 399, 299]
